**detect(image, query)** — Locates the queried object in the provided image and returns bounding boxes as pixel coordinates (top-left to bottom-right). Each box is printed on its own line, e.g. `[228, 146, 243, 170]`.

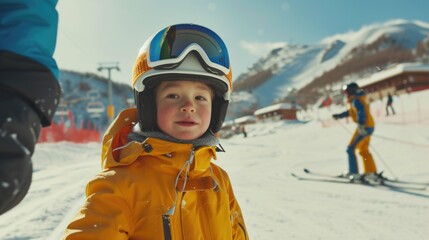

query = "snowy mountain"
[55, 20, 429, 124]
[230, 19, 429, 118]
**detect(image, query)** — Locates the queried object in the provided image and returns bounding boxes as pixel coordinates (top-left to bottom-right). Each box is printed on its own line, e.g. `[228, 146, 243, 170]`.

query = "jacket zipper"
[163, 147, 195, 240]
[162, 215, 172, 240]
[179, 192, 186, 239]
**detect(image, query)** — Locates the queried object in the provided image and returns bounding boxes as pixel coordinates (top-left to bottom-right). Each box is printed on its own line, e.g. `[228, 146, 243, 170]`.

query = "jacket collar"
[101, 108, 218, 174]
[129, 124, 220, 148]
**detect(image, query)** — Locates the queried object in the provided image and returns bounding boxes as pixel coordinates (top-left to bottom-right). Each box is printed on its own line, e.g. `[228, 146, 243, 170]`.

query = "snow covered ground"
[1, 91, 429, 240]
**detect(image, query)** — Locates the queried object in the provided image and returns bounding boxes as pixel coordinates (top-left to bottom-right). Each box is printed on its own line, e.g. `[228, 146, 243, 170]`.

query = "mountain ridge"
[229, 19, 429, 119]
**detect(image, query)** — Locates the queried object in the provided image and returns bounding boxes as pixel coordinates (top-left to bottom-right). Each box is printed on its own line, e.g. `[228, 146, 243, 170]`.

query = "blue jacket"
[0, 0, 59, 78]
[0, 0, 61, 126]
[337, 89, 375, 128]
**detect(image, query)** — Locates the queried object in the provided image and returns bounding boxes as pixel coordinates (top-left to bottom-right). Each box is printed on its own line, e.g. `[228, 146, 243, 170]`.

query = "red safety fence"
[38, 111, 102, 143]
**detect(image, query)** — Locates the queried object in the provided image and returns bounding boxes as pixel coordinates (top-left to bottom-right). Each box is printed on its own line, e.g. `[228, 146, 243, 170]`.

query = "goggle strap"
[148, 44, 230, 75]
[132, 52, 151, 88]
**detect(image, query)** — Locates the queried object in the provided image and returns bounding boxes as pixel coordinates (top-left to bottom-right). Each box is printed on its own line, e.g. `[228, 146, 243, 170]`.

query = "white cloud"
[240, 41, 288, 57]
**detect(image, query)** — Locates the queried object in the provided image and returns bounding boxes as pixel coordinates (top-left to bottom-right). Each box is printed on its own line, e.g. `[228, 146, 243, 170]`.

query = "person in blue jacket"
[386, 92, 395, 116]
[332, 82, 378, 181]
[0, 0, 61, 214]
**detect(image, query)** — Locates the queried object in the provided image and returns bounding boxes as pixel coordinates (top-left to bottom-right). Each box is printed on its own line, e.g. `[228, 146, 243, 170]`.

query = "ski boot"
[361, 172, 384, 184]
[338, 172, 362, 182]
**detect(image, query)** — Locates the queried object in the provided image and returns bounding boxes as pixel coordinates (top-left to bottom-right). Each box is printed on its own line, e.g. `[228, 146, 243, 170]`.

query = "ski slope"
[1, 91, 429, 240]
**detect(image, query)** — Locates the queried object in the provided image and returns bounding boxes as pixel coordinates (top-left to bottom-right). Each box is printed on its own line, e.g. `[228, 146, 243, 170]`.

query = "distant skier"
[0, 0, 61, 215]
[386, 92, 395, 116]
[332, 82, 378, 181]
[241, 124, 248, 138]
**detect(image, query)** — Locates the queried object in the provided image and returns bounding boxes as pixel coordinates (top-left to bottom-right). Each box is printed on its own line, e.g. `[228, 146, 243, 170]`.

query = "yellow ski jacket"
[63, 108, 248, 240]
[347, 91, 374, 128]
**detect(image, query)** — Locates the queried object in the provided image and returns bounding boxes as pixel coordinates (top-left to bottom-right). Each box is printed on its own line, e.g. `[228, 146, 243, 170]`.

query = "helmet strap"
[135, 89, 157, 131]
[210, 97, 229, 133]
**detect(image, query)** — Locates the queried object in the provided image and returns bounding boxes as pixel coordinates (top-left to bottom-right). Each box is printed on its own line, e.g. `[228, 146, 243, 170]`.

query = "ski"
[290, 172, 352, 184]
[303, 168, 429, 186]
[380, 176, 429, 186]
[379, 181, 428, 191]
[303, 168, 345, 179]
[292, 170, 427, 191]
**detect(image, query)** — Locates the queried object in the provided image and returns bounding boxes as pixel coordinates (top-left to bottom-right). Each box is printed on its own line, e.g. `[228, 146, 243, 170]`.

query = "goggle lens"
[148, 24, 230, 73]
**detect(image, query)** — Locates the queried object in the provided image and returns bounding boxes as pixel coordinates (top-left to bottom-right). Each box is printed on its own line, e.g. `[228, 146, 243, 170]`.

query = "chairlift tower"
[98, 62, 120, 123]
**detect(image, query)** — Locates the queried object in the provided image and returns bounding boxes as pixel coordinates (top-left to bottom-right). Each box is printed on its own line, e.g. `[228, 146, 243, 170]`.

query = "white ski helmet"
[132, 23, 233, 133]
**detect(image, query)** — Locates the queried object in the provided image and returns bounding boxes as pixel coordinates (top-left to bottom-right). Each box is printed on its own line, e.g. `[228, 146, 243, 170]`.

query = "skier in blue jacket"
[0, 0, 61, 214]
[332, 82, 378, 181]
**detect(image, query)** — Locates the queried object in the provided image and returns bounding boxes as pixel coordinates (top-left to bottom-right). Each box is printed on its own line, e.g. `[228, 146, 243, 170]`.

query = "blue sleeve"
[337, 110, 350, 118]
[0, 0, 59, 78]
[352, 99, 366, 124]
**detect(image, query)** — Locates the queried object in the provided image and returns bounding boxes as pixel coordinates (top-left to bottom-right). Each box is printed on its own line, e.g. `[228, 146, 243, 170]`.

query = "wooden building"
[254, 103, 301, 122]
[358, 63, 429, 101]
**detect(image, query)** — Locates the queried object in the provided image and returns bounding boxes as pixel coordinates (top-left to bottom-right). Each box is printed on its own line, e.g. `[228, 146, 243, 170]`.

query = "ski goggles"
[147, 24, 230, 76]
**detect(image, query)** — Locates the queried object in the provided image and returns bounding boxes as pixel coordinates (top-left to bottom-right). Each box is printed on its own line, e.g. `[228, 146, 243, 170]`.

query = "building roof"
[234, 115, 257, 124]
[254, 103, 301, 115]
[358, 63, 429, 87]
[331, 63, 429, 92]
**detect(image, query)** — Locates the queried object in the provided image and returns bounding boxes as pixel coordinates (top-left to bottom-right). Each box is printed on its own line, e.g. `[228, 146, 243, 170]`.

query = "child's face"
[155, 80, 213, 140]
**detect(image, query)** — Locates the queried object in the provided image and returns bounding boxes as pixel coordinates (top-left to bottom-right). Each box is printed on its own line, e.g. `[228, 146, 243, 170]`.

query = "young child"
[63, 24, 248, 239]
[332, 82, 378, 181]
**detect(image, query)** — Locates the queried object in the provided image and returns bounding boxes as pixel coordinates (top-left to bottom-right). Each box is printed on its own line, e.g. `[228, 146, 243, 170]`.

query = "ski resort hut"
[254, 103, 301, 122]
[358, 63, 429, 101]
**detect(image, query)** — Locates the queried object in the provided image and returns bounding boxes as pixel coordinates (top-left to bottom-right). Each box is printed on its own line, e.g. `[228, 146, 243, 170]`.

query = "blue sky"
[55, 0, 429, 85]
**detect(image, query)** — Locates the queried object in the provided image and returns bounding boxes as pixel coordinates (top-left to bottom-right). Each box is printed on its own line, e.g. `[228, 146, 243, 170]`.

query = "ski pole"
[335, 120, 398, 179]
